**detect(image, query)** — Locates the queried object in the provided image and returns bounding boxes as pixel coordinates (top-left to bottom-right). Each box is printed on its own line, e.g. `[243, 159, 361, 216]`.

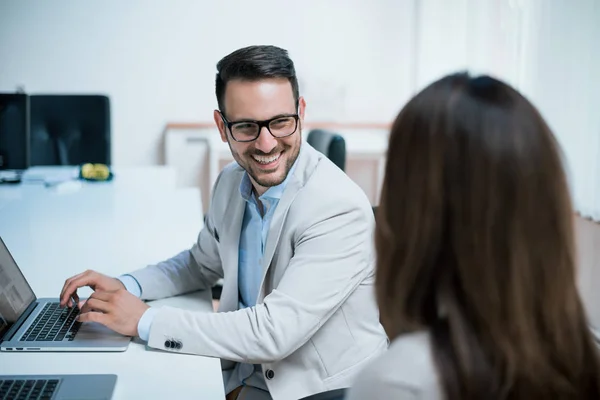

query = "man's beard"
[228, 139, 300, 188]
[245, 145, 293, 188]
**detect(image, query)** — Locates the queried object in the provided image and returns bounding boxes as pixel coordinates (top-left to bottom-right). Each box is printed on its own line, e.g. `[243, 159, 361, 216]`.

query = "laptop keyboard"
[19, 303, 82, 342]
[0, 378, 60, 400]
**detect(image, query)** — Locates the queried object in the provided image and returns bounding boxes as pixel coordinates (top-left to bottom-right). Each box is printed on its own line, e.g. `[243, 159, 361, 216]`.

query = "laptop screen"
[0, 238, 36, 338]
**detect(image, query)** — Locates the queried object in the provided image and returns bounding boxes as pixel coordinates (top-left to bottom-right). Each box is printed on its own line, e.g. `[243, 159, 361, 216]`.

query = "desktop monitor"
[0, 94, 29, 170]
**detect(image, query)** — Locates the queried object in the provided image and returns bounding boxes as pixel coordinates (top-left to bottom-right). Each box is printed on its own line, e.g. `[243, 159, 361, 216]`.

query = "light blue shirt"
[118, 160, 297, 392]
[237, 169, 290, 309]
[231, 164, 296, 392]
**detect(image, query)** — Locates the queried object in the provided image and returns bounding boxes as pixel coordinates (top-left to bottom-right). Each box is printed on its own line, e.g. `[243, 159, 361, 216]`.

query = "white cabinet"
[164, 127, 227, 215]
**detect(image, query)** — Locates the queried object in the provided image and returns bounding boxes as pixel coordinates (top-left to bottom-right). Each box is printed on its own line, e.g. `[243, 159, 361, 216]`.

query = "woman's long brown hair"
[376, 72, 600, 399]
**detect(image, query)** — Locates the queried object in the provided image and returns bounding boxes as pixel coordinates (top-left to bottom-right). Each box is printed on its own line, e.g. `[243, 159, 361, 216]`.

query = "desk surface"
[0, 170, 225, 399]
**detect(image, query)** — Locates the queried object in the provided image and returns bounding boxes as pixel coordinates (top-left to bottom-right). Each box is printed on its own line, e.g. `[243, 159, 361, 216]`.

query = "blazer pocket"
[323, 344, 385, 389]
[311, 309, 356, 377]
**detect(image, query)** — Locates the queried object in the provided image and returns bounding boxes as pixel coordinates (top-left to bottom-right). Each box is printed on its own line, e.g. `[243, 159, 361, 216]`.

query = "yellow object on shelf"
[80, 163, 112, 181]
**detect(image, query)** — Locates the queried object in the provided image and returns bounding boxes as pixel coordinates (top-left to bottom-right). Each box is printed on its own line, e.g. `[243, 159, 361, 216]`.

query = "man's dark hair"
[215, 45, 300, 113]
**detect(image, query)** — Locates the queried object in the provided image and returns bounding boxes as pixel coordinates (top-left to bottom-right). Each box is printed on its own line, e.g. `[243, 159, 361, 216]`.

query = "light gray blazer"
[128, 143, 388, 400]
[347, 331, 443, 400]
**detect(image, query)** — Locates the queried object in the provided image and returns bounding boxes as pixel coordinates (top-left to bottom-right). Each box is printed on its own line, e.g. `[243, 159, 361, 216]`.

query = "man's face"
[214, 78, 305, 194]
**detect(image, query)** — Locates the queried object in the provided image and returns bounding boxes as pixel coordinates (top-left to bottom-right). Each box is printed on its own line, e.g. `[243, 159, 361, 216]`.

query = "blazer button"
[176, 341, 182, 349]
[265, 369, 275, 380]
[165, 340, 171, 348]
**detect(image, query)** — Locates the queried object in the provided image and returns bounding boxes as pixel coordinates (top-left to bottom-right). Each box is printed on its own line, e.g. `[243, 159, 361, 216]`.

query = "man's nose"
[254, 126, 277, 154]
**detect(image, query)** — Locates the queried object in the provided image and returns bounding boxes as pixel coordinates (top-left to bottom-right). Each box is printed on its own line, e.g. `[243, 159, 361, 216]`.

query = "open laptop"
[0, 374, 116, 400]
[0, 237, 130, 352]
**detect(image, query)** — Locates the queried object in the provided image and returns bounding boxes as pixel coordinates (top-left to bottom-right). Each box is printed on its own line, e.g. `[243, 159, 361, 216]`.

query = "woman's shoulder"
[346, 331, 443, 400]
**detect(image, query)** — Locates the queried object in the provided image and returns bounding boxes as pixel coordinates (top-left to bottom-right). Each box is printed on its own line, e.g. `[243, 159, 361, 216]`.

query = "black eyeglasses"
[219, 111, 300, 142]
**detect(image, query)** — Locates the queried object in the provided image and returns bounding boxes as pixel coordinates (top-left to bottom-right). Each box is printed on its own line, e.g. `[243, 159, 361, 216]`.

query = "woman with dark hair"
[347, 72, 600, 399]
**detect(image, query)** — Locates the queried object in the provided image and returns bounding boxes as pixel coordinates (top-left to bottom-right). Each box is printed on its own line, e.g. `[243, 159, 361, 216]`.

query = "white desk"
[0, 172, 226, 399]
[0, 165, 178, 211]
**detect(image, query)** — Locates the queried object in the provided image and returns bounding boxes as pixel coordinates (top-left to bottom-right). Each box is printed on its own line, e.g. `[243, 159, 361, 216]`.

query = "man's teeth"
[252, 153, 280, 164]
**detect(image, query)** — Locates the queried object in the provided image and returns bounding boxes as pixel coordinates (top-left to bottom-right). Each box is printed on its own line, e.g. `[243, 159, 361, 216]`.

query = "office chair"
[0, 93, 29, 170]
[299, 388, 346, 400]
[29, 95, 111, 166]
[306, 129, 346, 171]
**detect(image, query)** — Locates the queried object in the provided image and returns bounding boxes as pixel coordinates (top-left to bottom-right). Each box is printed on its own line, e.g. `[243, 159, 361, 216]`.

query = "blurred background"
[0, 0, 599, 323]
[1, 0, 598, 217]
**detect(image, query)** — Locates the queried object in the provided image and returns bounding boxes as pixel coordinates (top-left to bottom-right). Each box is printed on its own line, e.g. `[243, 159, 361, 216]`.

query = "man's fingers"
[77, 311, 107, 325]
[60, 275, 82, 306]
[59, 274, 97, 306]
[88, 290, 114, 302]
[59, 271, 90, 304]
[60, 280, 82, 306]
[79, 297, 111, 314]
[66, 290, 79, 308]
[78, 291, 115, 313]
[71, 292, 80, 307]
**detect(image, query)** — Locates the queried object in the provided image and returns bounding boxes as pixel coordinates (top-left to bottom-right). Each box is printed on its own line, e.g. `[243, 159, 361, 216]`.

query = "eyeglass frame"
[218, 110, 301, 143]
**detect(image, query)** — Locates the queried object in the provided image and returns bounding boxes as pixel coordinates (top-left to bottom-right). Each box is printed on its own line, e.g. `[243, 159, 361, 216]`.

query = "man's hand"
[60, 270, 125, 308]
[78, 289, 150, 337]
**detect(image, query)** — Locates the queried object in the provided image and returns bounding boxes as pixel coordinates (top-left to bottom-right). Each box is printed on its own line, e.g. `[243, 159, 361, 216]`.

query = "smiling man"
[59, 45, 387, 400]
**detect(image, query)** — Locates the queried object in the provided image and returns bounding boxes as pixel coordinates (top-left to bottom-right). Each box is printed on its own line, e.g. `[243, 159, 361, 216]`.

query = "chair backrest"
[299, 388, 346, 400]
[306, 129, 346, 171]
[0, 93, 29, 170]
[592, 325, 600, 347]
[30, 95, 111, 166]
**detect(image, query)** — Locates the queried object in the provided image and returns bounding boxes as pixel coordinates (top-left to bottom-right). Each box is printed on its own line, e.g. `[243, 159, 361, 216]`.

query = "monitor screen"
[0, 94, 29, 170]
[0, 238, 36, 338]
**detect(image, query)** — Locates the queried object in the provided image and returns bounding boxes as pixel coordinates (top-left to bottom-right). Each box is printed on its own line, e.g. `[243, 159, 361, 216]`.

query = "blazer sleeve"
[145, 199, 374, 363]
[126, 174, 225, 300]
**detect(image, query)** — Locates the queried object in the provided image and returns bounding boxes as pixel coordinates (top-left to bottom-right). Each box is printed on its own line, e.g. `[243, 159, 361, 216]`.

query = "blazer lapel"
[257, 144, 317, 301]
[218, 171, 246, 312]
[261, 178, 301, 276]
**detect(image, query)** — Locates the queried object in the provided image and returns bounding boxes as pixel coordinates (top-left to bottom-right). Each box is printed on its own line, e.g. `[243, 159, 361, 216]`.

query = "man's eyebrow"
[230, 112, 296, 123]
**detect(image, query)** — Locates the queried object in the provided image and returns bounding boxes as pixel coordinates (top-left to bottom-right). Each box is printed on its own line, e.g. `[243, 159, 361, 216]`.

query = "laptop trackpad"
[59, 374, 116, 399]
[76, 322, 124, 339]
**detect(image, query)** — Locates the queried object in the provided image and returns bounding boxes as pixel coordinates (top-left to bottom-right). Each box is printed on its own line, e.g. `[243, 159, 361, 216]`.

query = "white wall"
[415, 0, 523, 90]
[518, 0, 600, 221]
[0, 0, 415, 166]
[413, 0, 600, 221]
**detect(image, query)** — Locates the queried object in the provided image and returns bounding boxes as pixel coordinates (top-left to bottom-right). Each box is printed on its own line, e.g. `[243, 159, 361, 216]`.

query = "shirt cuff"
[137, 307, 159, 341]
[117, 274, 142, 298]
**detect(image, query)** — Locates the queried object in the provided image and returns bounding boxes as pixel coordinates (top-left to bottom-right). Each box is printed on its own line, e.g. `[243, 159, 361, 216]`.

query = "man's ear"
[298, 96, 306, 129]
[213, 110, 227, 143]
